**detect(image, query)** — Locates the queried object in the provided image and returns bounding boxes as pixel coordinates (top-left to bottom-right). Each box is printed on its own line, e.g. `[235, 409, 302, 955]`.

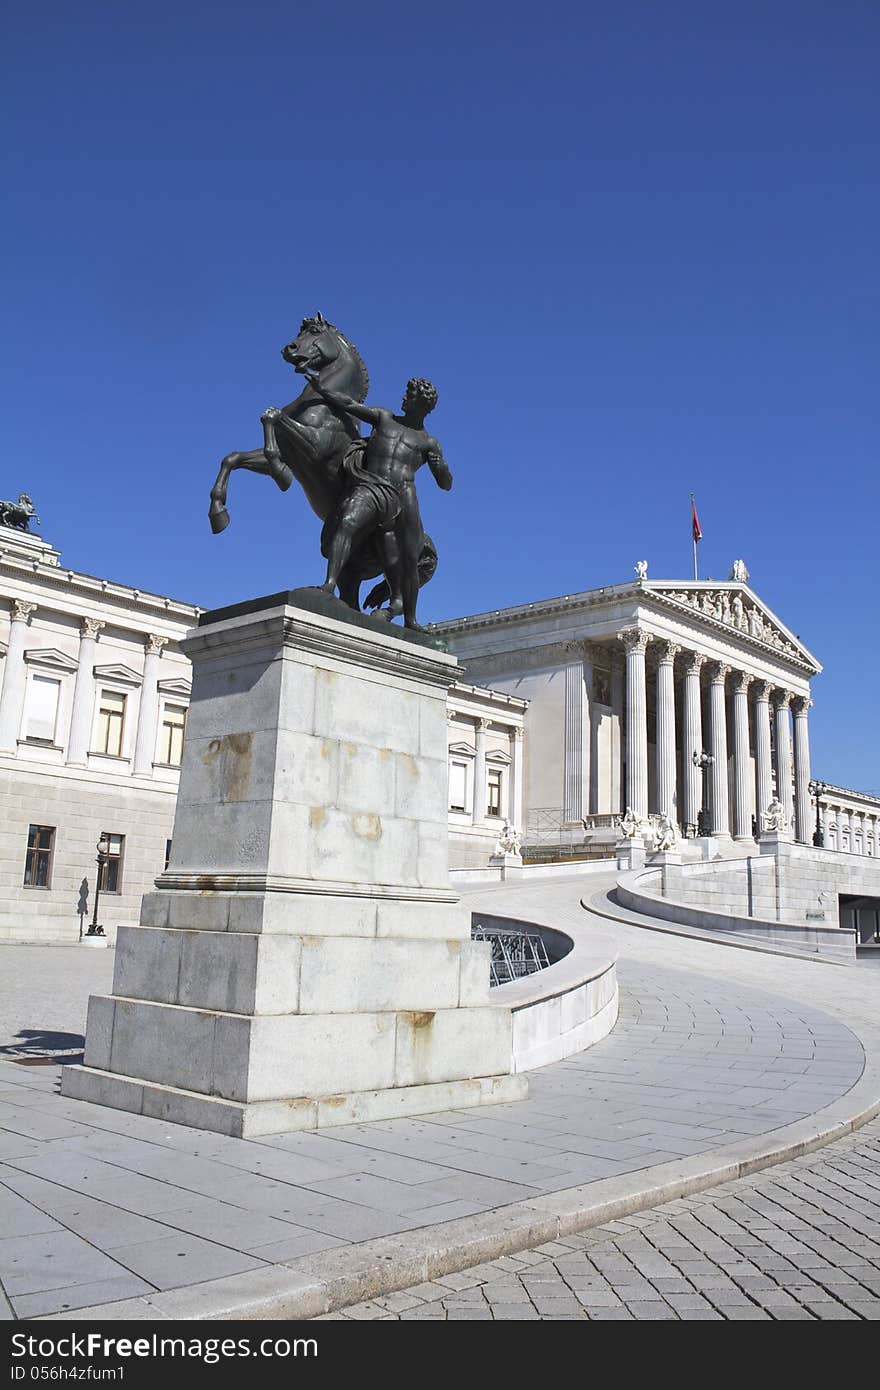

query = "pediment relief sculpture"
[655, 587, 802, 660]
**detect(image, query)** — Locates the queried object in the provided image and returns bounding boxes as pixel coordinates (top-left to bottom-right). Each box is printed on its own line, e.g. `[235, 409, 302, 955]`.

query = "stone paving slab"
[327, 1115, 880, 1319]
[0, 875, 878, 1320]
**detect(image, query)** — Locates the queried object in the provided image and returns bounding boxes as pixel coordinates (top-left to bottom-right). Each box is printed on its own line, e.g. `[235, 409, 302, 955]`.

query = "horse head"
[281, 313, 369, 402]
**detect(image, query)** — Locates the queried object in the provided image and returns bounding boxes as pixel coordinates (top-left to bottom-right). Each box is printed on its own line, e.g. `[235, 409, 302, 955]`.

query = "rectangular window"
[449, 760, 468, 813]
[23, 825, 55, 888]
[26, 675, 61, 743]
[165, 838, 173, 870]
[159, 703, 187, 766]
[99, 833, 125, 894]
[487, 768, 503, 817]
[96, 689, 126, 756]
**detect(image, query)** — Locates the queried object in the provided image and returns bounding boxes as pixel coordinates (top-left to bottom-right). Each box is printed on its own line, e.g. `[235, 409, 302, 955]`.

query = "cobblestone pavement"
[324, 1115, 880, 1320]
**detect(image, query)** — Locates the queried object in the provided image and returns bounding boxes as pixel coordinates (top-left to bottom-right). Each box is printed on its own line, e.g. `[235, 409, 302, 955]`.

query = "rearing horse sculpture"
[209, 314, 438, 612]
[209, 313, 366, 534]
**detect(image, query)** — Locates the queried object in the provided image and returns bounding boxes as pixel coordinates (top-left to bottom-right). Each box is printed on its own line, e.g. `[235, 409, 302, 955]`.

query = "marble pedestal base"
[488, 850, 524, 880]
[63, 591, 526, 1137]
[616, 840, 647, 871]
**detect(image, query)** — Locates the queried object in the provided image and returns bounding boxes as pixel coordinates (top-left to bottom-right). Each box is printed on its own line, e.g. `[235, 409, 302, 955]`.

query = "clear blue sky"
[2, 3, 878, 788]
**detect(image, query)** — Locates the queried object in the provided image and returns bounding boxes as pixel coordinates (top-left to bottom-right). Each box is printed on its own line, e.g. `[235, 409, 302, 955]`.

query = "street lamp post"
[693, 750, 714, 837]
[85, 834, 111, 938]
[808, 779, 827, 848]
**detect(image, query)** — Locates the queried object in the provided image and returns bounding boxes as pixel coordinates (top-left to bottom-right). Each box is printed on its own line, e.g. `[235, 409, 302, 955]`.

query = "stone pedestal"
[758, 828, 793, 854]
[616, 839, 646, 872]
[63, 591, 526, 1137]
[488, 850, 524, 881]
[647, 849, 683, 897]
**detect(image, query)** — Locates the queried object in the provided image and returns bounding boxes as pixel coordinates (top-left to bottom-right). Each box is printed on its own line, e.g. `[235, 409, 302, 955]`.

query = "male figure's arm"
[426, 439, 453, 491]
[304, 371, 385, 427]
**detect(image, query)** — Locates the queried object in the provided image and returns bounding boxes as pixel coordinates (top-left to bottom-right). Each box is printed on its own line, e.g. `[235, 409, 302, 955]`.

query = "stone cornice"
[434, 579, 822, 677]
[184, 605, 458, 693]
[0, 552, 201, 627]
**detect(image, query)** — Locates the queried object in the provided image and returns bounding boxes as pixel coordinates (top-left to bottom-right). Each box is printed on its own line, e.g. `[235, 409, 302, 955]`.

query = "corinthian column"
[682, 652, 706, 832]
[0, 600, 37, 754]
[773, 691, 794, 834]
[473, 718, 489, 824]
[618, 628, 651, 820]
[792, 696, 812, 845]
[655, 641, 680, 824]
[133, 635, 168, 777]
[708, 663, 731, 837]
[563, 650, 585, 822]
[732, 672, 753, 840]
[66, 617, 105, 766]
[510, 726, 525, 832]
[753, 680, 773, 830]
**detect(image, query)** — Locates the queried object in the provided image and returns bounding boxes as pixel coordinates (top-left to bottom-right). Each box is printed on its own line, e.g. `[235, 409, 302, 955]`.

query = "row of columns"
[824, 805, 880, 856]
[463, 715, 524, 830]
[618, 627, 813, 843]
[0, 602, 169, 776]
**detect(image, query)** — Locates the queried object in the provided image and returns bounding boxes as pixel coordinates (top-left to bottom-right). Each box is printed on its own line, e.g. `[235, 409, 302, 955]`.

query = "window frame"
[157, 700, 188, 767]
[23, 824, 55, 889]
[487, 766, 504, 818]
[98, 832, 125, 895]
[94, 688, 127, 758]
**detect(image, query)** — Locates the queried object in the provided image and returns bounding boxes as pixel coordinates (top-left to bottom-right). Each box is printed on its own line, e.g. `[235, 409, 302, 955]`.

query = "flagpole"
[691, 493, 698, 580]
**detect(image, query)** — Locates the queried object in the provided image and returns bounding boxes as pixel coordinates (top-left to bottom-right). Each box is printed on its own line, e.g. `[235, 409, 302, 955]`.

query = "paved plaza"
[325, 1116, 880, 1320]
[0, 875, 878, 1320]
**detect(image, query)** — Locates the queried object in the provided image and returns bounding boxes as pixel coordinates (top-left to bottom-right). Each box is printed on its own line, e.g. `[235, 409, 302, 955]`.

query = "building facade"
[434, 573, 861, 855]
[3, 523, 879, 943]
[0, 527, 198, 943]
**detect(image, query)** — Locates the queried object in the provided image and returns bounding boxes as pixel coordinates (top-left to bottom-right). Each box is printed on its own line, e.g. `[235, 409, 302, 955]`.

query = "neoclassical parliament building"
[1, 519, 877, 945]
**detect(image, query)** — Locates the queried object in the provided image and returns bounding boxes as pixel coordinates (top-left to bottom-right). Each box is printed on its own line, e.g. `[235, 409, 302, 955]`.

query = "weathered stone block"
[297, 936, 463, 1014]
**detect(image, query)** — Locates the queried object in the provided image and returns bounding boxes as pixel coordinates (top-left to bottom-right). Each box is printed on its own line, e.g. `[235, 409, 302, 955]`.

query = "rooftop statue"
[0, 493, 39, 532]
[209, 314, 450, 629]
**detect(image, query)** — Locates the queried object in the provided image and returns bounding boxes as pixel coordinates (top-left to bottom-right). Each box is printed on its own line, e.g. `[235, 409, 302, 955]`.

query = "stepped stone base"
[62, 592, 525, 1136]
[63, 1065, 526, 1139]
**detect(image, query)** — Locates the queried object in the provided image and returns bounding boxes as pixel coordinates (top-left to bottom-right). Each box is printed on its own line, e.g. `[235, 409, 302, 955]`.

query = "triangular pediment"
[157, 676, 192, 697]
[449, 741, 476, 758]
[24, 646, 78, 672]
[92, 662, 142, 687]
[644, 582, 821, 672]
[486, 749, 512, 766]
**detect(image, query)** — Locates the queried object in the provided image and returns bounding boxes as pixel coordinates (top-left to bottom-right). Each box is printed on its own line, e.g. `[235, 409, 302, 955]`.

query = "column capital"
[708, 662, 732, 684]
[792, 695, 813, 717]
[684, 650, 707, 676]
[145, 634, 169, 657]
[475, 717, 491, 733]
[81, 617, 106, 641]
[734, 670, 754, 694]
[655, 640, 682, 665]
[752, 679, 772, 702]
[774, 690, 792, 712]
[11, 600, 36, 624]
[513, 726, 525, 741]
[563, 638, 590, 657]
[618, 628, 651, 655]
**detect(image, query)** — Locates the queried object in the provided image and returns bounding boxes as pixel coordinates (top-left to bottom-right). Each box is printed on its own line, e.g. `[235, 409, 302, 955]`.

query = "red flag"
[691, 497, 702, 543]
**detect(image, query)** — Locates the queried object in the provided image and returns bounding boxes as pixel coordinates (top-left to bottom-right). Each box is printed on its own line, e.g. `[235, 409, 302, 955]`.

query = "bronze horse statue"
[208, 314, 437, 612]
[0, 493, 40, 532]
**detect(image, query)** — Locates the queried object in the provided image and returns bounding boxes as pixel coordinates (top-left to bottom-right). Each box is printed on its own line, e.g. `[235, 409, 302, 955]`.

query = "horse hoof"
[209, 503, 230, 535]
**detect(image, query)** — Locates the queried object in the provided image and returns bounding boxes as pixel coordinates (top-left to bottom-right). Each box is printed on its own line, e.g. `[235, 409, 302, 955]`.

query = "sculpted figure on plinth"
[0, 493, 39, 532]
[208, 313, 449, 628]
[304, 371, 452, 632]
